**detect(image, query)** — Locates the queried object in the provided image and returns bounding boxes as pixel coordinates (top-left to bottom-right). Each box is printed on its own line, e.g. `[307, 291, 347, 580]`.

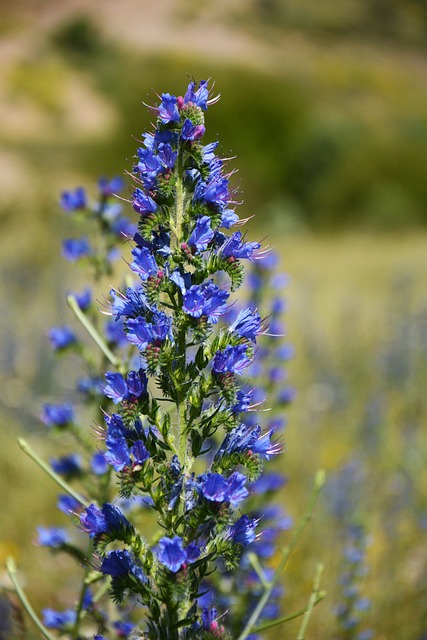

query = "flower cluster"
[25, 80, 298, 640]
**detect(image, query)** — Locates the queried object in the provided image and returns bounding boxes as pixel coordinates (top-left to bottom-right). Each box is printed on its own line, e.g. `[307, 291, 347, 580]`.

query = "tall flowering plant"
[7, 80, 324, 640]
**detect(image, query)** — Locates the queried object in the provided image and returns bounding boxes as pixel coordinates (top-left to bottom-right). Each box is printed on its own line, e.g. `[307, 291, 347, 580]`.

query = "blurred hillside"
[1, 0, 427, 234]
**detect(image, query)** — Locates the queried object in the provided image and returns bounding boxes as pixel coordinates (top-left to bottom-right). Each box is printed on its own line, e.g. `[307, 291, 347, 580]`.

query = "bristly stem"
[174, 148, 184, 243]
[18, 438, 89, 507]
[67, 294, 119, 368]
[297, 563, 325, 639]
[71, 540, 94, 639]
[236, 470, 326, 640]
[6, 557, 55, 640]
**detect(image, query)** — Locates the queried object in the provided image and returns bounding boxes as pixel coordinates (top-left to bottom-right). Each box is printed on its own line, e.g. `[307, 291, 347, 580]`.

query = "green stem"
[71, 541, 94, 639]
[174, 150, 184, 243]
[6, 557, 55, 640]
[253, 593, 326, 633]
[297, 563, 325, 639]
[67, 295, 119, 368]
[18, 438, 89, 507]
[236, 470, 326, 640]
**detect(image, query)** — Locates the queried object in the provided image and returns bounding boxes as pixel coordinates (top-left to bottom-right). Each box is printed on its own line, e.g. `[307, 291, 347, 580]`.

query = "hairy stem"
[6, 558, 55, 640]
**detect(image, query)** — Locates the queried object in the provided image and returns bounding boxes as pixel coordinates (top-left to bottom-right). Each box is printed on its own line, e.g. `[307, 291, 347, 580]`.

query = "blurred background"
[1, 0, 427, 638]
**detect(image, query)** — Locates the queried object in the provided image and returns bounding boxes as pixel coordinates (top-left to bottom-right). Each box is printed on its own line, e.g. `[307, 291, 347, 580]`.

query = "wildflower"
[98, 175, 124, 196]
[91, 451, 108, 475]
[37, 527, 69, 548]
[183, 282, 229, 323]
[228, 515, 258, 546]
[187, 216, 214, 251]
[130, 246, 158, 280]
[41, 402, 74, 427]
[105, 436, 149, 473]
[158, 93, 180, 123]
[48, 326, 76, 350]
[124, 311, 172, 352]
[80, 503, 132, 539]
[102, 369, 148, 404]
[132, 188, 157, 216]
[50, 453, 82, 477]
[43, 608, 77, 629]
[212, 344, 252, 375]
[229, 307, 263, 342]
[60, 187, 86, 212]
[157, 536, 200, 573]
[68, 287, 91, 311]
[57, 494, 80, 515]
[220, 231, 261, 261]
[100, 549, 147, 584]
[62, 237, 92, 262]
[199, 472, 248, 507]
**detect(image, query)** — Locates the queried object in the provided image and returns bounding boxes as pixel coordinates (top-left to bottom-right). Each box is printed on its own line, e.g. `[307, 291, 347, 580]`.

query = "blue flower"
[212, 344, 252, 375]
[157, 536, 187, 573]
[50, 453, 82, 477]
[181, 119, 206, 141]
[57, 494, 80, 514]
[37, 527, 69, 548]
[199, 472, 248, 507]
[100, 549, 147, 584]
[250, 473, 287, 494]
[60, 187, 86, 212]
[199, 473, 228, 502]
[217, 423, 279, 460]
[158, 93, 180, 123]
[41, 402, 74, 427]
[104, 317, 127, 347]
[102, 369, 150, 405]
[229, 308, 262, 342]
[130, 246, 158, 280]
[98, 175, 124, 196]
[105, 436, 149, 473]
[187, 216, 214, 252]
[109, 285, 149, 319]
[91, 451, 108, 475]
[225, 472, 249, 507]
[184, 80, 210, 110]
[194, 174, 230, 211]
[62, 237, 92, 262]
[183, 282, 229, 323]
[48, 326, 76, 350]
[125, 311, 172, 351]
[220, 231, 261, 260]
[221, 209, 239, 229]
[157, 536, 200, 573]
[43, 608, 77, 629]
[132, 188, 157, 216]
[113, 620, 135, 637]
[228, 515, 258, 546]
[67, 287, 91, 311]
[80, 503, 131, 538]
